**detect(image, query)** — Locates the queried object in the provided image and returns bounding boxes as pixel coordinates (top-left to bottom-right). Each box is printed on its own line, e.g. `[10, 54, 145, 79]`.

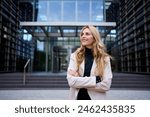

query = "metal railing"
[23, 59, 30, 85]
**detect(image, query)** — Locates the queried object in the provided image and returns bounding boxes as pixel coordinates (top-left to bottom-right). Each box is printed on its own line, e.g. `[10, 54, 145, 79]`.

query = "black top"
[77, 48, 93, 100]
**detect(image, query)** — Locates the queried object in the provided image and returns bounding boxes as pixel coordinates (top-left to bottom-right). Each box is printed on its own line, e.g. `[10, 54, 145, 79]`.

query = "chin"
[82, 42, 91, 46]
[82, 45, 88, 47]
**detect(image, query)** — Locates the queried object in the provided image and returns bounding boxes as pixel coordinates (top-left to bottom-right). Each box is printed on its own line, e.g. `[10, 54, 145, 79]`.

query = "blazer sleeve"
[88, 56, 113, 92]
[67, 53, 96, 88]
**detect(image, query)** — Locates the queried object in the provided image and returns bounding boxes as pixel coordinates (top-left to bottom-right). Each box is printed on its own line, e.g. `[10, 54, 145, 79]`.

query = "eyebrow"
[81, 31, 91, 35]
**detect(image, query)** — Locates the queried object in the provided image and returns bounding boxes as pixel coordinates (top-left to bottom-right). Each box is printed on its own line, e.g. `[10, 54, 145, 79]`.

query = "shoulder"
[70, 49, 79, 58]
[70, 52, 76, 58]
[69, 52, 77, 62]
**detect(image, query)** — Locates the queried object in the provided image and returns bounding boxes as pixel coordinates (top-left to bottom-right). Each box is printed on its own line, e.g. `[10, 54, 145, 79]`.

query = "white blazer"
[67, 53, 113, 100]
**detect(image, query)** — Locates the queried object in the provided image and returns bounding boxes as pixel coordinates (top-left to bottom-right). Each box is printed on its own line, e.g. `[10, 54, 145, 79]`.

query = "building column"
[144, 14, 149, 73]
[67, 46, 72, 63]
[45, 38, 49, 72]
[30, 37, 35, 72]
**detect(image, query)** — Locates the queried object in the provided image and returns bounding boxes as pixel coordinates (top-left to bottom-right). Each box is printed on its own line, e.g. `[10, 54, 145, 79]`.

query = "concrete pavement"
[0, 89, 150, 100]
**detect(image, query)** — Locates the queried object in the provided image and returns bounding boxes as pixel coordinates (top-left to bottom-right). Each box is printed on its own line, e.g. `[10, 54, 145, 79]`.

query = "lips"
[81, 38, 88, 42]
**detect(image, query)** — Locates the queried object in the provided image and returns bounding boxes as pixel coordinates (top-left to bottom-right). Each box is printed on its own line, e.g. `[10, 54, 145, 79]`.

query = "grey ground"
[0, 89, 150, 100]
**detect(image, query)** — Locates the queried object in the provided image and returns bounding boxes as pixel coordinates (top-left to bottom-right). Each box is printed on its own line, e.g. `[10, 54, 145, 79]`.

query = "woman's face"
[80, 28, 95, 49]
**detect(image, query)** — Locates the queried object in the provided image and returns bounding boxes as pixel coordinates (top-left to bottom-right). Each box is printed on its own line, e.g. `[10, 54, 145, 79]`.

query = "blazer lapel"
[79, 60, 84, 77]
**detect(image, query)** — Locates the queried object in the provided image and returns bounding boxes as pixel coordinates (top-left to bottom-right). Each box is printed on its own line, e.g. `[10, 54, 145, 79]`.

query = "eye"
[81, 33, 84, 36]
[85, 32, 91, 35]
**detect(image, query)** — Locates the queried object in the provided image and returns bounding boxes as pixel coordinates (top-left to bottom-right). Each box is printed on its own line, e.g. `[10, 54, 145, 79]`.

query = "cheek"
[89, 37, 95, 44]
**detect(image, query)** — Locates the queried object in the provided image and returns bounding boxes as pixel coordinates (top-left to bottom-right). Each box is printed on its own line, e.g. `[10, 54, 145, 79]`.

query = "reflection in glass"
[78, 1, 89, 22]
[35, 0, 104, 22]
[92, 0, 104, 21]
[37, 40, 44, 51]
[49, 1, 61, 21]
[63, 1, 75, 21]
[37, 1, 48, 21]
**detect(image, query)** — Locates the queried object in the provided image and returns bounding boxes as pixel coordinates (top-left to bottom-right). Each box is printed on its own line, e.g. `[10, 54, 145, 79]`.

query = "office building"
[111, 0, 150, 73]
[0, 0, 116, 73]
[0, 0, 33, 72]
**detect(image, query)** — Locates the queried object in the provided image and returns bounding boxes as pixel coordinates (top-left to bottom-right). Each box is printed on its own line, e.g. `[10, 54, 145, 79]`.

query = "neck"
[85, 47, 91, 50]
[85, 46, 92, 49]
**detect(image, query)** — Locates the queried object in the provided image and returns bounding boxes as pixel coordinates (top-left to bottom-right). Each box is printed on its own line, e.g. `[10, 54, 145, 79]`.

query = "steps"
[0, 73, 69, 89]
[111, 73, 150, 89]
[0, 73, 150, 89]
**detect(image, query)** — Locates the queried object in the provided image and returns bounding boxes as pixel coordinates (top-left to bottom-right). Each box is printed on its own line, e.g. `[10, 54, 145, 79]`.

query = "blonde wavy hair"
[75, 25, 110, 78]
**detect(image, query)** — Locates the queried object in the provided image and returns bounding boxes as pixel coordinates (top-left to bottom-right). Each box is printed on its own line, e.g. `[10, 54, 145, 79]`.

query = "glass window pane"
[49, 1, 61, 21]
[37, 1, 48, 21]
[63, 1, 76, 21]
[78, 1, 89, 22]
[37, 40, 44, 51]
[92, 0, 104, 22]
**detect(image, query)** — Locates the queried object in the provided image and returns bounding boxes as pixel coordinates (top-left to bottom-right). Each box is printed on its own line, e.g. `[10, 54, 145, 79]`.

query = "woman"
[66, 25, 113, 100]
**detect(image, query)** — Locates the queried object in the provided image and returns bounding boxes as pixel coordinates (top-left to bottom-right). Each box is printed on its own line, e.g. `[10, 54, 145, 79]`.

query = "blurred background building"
[110, 0, 150, 73]
[0, 0, 149, 74]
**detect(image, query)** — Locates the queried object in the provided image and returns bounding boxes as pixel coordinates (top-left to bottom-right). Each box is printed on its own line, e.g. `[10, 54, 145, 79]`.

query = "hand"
[68, 69, 80, 77]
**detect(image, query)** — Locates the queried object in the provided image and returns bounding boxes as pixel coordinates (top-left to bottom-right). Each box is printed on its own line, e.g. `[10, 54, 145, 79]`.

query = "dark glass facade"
[0, 0, 33, 72]
[111, 0, 150, 73]
[0, 0, 34, 72]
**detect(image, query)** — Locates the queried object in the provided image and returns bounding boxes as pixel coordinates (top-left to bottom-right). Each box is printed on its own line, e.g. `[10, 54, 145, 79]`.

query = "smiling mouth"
[81, 39, 88, 41]
[81, 40, 87, 43]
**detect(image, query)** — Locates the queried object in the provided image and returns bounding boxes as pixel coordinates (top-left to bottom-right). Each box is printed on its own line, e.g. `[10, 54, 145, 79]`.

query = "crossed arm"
[66, 54, 113, 92]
